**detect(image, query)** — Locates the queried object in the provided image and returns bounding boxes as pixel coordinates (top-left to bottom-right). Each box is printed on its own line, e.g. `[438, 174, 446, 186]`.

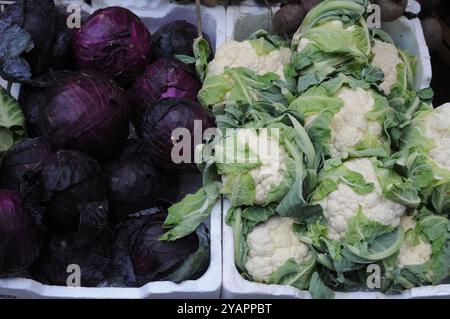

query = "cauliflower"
[382, 214, 450, 289]
[208, 41, 292, 81]
[397, 216, 433, 267]
[241, 129, 289, 205]
[216, 128, 292, 206]
[198, 33, 293, 109]
[399, 103, 450, 214]
[291, 80, 391, 159]
[317, 158, 406, 240]
[371, 40, 402, 96]
[422, 103, 450, 171]
[329, 87, 384, 158]
[245, 216, 310, 281]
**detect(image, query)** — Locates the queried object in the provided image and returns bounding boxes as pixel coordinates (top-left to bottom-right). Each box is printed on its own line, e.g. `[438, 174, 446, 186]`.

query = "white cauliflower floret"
[398, 241, 432, 267]
[329, 87, 383, 158]
[208, 41, 292, 81]
[371, 40, 402, 96]
[245, 217, 310, 281]
[423, 103, 450, 170]
[233, 129, 289, 205]
[397, 215, 433, 267]
[320, 158, 406, 240]
[400, 215, 417, 232]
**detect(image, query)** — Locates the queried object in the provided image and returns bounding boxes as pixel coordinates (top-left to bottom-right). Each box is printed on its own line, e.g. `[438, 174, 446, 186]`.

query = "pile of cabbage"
[164, 0, 450, 298]
[0, 2, 214, 287]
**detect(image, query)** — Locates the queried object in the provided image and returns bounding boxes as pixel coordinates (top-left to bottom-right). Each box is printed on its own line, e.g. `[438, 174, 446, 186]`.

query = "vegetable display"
[161, 0, 450, 299]
[0, 0, 448, 299]
[0, 2, 213, 289]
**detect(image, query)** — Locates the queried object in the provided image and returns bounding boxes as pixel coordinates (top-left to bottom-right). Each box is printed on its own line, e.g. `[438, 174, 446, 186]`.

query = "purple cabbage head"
[129, 58, 201, 132]
[39, 70, 129, 161]
[18, 71, 72, 138]
[152, 20, 212, 60]
[30, 230, 113, 287]
[0, 137, 55, 191]
[0, 190, 42, 277]
[22, 150, 109, 247]
[141, 98, 215, 172]
[109, 208, 209, 287]
[0, 0, 72, 82]
[73, 6, 152, 84]
[105, 139, 169, 222]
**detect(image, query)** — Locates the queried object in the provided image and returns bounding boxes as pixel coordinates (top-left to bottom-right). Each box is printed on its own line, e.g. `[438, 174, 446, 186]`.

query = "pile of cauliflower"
[165, 0, 450, 298]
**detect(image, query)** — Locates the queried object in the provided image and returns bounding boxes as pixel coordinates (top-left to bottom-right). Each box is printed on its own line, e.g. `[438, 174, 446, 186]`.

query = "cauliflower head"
[245, 216, 311, 281]
[329, 87, 384, 158]
[215, 128, 293, 206]
[397, 215, 433, 267]
[198, 34, 293, 109]
[290, 81, 391, 159]
[422, 103, 450, 171]
[208, 41, 292, 81]
[316, 158, 406, 240]
[371, 40, 402, 96]
[399, 103, 450, 214]
[383, 214, 450, 289]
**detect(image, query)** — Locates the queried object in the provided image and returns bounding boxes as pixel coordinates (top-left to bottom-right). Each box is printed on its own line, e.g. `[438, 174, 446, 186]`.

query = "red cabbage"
[30, 230, 113, 287]
[73, 6, 152, 84]
[39, 70, 129, 161]
[0, 137, 55, 191]
[105, 139, 169, 222]
[22, 150, 109, 247]
[152, 20, 212, 61]
[141, 98, 215, 172]
[0, 190, 42, 277]
[129, 58, 201, 132]
[109, 208, 209, 287]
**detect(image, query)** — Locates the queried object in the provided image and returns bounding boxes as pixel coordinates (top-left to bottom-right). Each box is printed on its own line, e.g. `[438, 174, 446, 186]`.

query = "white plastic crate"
[0, 1, 226, 299]
[222, 200, 450, 299]
[222, 3, 447, 299]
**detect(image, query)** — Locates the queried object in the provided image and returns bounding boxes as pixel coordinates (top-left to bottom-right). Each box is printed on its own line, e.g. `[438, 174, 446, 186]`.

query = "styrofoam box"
[0, 2, 226, 299]
[221, 4, 448, 299]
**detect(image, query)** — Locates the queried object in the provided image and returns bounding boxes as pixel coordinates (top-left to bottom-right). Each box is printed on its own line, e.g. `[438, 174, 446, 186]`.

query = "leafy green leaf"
[161, 188, 219, 241]
[0, 86, 26, 152]
[194, 37, 212, 82]
[267, 258, 316, 290]
[308, 272, 335, 299]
